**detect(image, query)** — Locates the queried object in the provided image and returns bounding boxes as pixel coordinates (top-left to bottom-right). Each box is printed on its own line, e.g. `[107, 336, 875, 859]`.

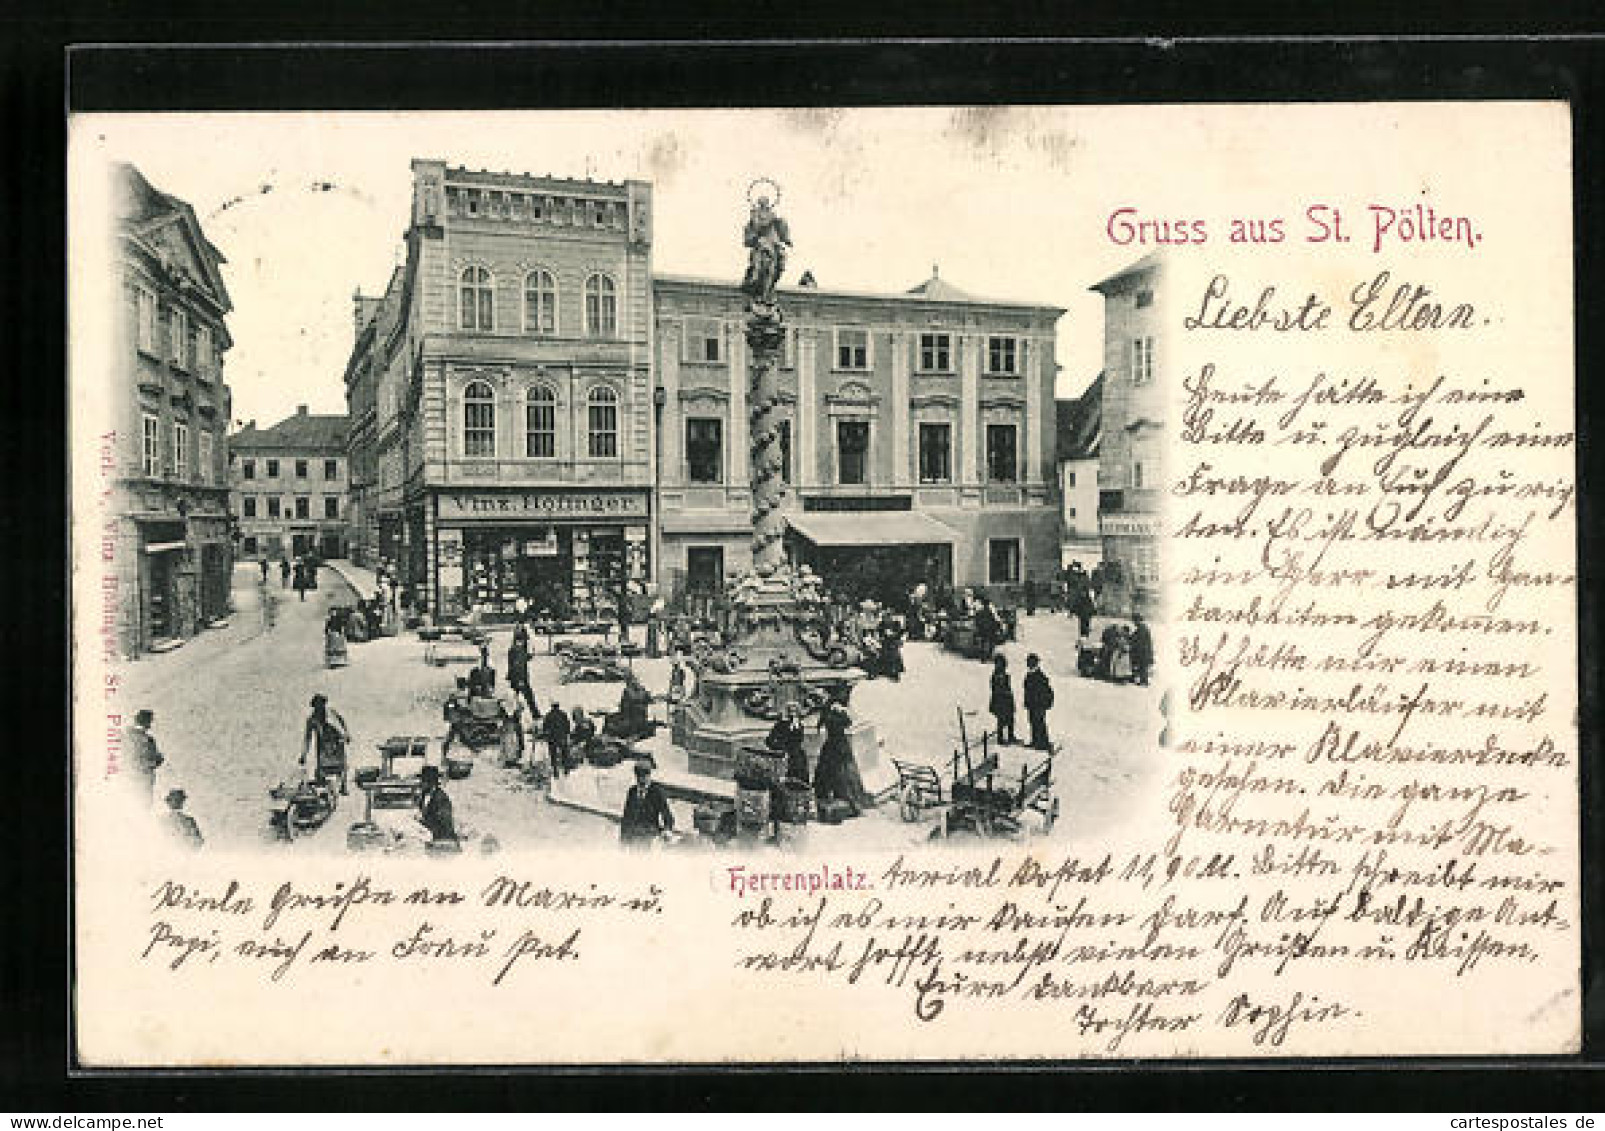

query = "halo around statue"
[746, 177, 782, 208]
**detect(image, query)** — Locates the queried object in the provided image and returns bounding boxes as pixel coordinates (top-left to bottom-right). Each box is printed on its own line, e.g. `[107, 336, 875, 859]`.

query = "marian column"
[741, 188, 791, 576]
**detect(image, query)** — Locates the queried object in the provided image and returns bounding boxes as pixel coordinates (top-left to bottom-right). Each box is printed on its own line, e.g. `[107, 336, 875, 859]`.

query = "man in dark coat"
[124, 708, 164, 803]
[1129, 612, 1155, 687]
[507, 638, 538, 719]
[162, 788, 203, 849]
[620, 758, 674, 847]
[543, 701, 573, 778]
[1023, 653, 1055, 751]
[765, 703, 809, 786]
[417, 765, 458, 845]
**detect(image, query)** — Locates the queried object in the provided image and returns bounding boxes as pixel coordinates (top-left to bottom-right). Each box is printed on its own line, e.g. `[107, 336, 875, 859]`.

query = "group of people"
[122, 708, 204, 849]
[987, 653, 1057, 752]
[1083, 613, 1155, 686]
[258, 552, 323, 602]
[761, 694, 871, 817]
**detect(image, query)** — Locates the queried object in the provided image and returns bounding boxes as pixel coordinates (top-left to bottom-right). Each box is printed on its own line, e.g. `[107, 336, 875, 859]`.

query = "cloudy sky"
[74, 107, 1172, 428]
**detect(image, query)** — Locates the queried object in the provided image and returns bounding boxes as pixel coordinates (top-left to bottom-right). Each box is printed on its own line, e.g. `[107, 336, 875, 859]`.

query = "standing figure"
[604, 672, 653, 740]
[766, 702, 809, 786]
[301, 694, 350, 795]
[258, 557, 269, 583]
[279, 557, 291, 589]
[620, 757, 674, 848]
[123, 708, 164, 803]
[162, 788, 203, 849]
[813, 694, 870, 816]
[906, 582, 927, 641]
[1024, 574, 1038, 617]
[989, 654, 1018, 745]
[293, 559, 308, 602]
[570, 705, 597, 754]
[878, 617, 905, 681]
[506, 637, 539, 720]
[323, 608, 349, 668]
[542, 701, 572, 779]
[1069, 567, 1096, 639]
[1023, 653, 1055, 751]
[417, 765, 459, 848]
[740, 191, 792, 308]
[668, 657, 689, 704]
[1129, 613, 1155, 687]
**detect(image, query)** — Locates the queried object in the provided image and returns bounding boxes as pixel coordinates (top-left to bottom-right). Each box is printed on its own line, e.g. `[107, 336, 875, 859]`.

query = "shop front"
[784, 511, 958, 607]
[433, 488, 650, 622]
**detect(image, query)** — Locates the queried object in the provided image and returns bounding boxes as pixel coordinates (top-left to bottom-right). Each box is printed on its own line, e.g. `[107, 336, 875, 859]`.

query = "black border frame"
[7, 31, 1602, 1110]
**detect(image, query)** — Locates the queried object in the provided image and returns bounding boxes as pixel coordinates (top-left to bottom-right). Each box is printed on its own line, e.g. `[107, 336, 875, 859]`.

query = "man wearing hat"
[417, 764, 459, 847]
[1023, 653, 1056, 751]
[620, 757, 674, 848]
[162, 788, 203, 849]
[123, 708, 164, 803]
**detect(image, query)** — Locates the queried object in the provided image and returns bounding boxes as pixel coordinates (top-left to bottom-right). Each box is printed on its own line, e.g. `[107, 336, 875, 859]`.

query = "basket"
[693, 802, 732, 837]
[734, 747, 784, 790]
[735, 786, 772, 828]
[774, 778, 816, 824]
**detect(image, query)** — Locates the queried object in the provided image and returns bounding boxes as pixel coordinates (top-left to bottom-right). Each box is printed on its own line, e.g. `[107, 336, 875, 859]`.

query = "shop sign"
[437, 490, 647, 522]
[1099, 515, 1160, 538]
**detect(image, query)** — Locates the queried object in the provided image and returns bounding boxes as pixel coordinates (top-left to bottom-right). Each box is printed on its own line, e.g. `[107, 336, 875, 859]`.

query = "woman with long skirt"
[813, 697, 871, 816]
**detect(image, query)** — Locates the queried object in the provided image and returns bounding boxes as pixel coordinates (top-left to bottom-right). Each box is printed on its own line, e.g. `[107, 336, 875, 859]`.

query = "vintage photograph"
[84, 109, 1165, 860]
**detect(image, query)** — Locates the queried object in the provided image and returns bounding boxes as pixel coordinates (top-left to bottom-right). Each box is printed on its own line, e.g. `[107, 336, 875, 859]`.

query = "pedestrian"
[161, 788, 203, 849]
[766, 702, 809, 786]
[603, 672, 653, 741]
[279, 557, 291, 589]
[324, 608, 349, 667]
[1069, 567, 1096, 639]
[293, 560, 307, 602]
[1024, 573, 1038, 617]
[570, 705, 597, 750]
[1129, 612, 1155, 687]
[620, 757, 674, 847]
[668, 656, 688, 704]
[1023, 653, 1055, 751]
[814, 694, 870, 816]
[300, 693, 350, 795]
[975, 596, 1004, 657]
[417, 765, 459, 848]
[506, 637, 538, 719]
[878, 617, 905, 681]
[123, 708, 163, 803]
[542, 701, 572, 779]
[989, 653, 1018, 745]
[258, 557, 269, 583]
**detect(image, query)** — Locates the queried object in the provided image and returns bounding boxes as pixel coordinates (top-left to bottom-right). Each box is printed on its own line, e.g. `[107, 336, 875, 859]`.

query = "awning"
[787, 512, 959, 548]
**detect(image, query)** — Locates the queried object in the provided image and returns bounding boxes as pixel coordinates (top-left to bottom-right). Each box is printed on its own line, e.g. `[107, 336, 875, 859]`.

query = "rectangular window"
[1135, 289, 1154, 308]
[1067, 470, 1076, 487]
[295, 496, 310, 520]
[267, 497, 281, 519]
[324, 497, 339, 519]
[988, 538, 1022, 585]
[986, 336, 1018, 375]
[837, 420, 869, 486]
[243, 458, 256, 481]
[136, 287, 157, 353]
[686, 418, 724, 484]
[243, 496, 257, 518]
[198, 432, 212, 485]
[836, 328, 869, 370]
[1132, 337, 1155, 385]
[170, 308, 189, 368]
[777, 419, 792, 484]
[1132, 460, 1148, 490]
[141, 414, 160, 477]
[196, 324, 211, 376]
[986, 423, 1018, 483]
[324, 459, 338, 480]
[173, 421, 189, 479]
[686, 547, 724, 595]
[918, 333, 951, 373]
[295, 459, 308, 478]
[918, 422, 952, 483]
[266, 458, 279, 478]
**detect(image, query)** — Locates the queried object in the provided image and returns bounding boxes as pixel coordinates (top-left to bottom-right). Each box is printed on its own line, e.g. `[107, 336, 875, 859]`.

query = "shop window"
[266, 458, 279, 478]
[986, 336, 1018, 375]
[835, 328, 869, 370]
[524, 269, 557, 334]
[918, 422, 951, 483]
[141, 414, 160, 477]
[1132, 336, 1154, 385]
[243, 496, 257, 518]
[136, 287, 156, 354]
[837, 420, 869, 486]
[295, 459, 308, 478]
[459, 266, 494, 332]
[526, 385, 556, 458]
[324, 458, 338, 479]
[463, 380, 496, 457]
[587, 385, 619, 458]
[198, 432, 212, 485]
[686, 417, 724, 484]
[173, 421, 189, 479]
[687, 547, 724, 595]
[324, 497, 339, 519]
[295, 496, 310, 520]
[584, 274, 617, 337]
[988, 538, 1022, 585]
[267, 497, 281, 519]
[986, 423, 1018, 483]
[918, 333, 951, 373]
[243, 458, 255, 481]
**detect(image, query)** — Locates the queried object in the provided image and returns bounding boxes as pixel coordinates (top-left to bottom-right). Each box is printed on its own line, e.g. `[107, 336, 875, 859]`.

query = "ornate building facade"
[346, 161, 655, 621]
[228, 407, 350, 561]
[108, 163, 235, 656]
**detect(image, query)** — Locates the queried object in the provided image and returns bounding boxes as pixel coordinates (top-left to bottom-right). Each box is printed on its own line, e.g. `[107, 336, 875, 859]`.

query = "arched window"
[587, 385, 619, 458]
[526, 385, 556, 458]
[523, 270, 556, 335]
[459, 266, 494, 331]
[584, 274, 617, 337]
[463, 380, 496, 457]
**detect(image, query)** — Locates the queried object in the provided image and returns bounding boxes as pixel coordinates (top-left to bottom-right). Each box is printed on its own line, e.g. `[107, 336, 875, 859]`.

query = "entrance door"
[686, 546, 724, 594]
[147, 554, 173, 639]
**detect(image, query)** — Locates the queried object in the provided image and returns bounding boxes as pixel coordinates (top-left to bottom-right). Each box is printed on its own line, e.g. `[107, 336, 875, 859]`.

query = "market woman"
[300, 693, 350, 795]
[813, 693, 870, 816]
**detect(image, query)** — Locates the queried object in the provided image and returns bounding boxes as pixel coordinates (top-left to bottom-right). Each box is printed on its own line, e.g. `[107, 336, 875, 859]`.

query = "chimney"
[297, 404, 308, 416]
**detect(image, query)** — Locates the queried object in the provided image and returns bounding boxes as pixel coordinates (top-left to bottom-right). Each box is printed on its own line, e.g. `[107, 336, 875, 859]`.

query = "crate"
[774, 779, 816, 824]
[735, 786, 772, 828]
[734, 747, 784, 790]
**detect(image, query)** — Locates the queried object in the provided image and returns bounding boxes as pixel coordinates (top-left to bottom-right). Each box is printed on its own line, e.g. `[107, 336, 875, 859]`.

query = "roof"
[1090, 251, 1162, 294]
[231, 411, 349, 453]
[787, 511, 959, 547]
[904, 270, 980, 303]
[1056, 373, 1103, 462]
[653, 272, 1063, 315]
